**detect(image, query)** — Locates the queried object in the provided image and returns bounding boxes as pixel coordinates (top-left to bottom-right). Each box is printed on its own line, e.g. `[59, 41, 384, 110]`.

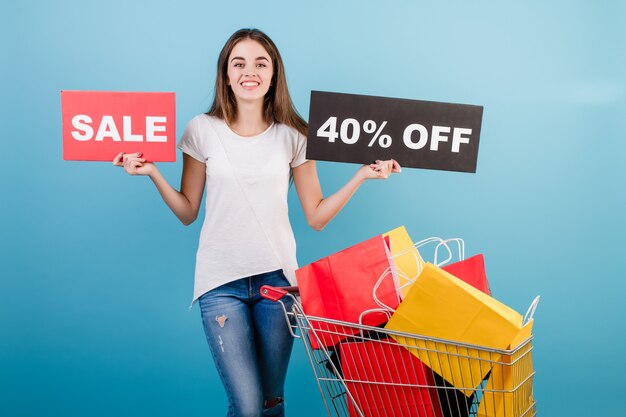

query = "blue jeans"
[199, 270, 295, 417]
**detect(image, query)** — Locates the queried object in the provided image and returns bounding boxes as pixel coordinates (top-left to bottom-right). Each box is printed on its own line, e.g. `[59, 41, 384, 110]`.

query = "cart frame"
[261, 285, 536, 417]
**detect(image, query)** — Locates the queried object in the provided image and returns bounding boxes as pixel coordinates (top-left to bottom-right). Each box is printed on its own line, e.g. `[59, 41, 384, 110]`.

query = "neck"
[231, 100, 268, 137]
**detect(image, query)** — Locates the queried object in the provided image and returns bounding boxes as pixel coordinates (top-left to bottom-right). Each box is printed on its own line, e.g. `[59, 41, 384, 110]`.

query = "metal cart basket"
[261, 285, 536, 417]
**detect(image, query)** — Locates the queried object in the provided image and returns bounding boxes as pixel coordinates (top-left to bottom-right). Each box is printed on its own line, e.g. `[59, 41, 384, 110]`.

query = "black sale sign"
[306, 91, 484, 173]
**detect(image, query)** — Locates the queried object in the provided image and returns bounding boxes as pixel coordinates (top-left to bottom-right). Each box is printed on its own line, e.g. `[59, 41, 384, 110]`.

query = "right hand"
[357, 159, 402, 181]
[112, 152, 155, 176]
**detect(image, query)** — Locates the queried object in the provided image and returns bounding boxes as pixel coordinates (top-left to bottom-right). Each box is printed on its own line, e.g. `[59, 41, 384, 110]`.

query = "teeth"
[242, 82, 259, 86]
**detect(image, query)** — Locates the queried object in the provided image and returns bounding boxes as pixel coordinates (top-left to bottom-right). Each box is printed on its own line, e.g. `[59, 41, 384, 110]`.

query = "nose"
[243, 68, 258, 77]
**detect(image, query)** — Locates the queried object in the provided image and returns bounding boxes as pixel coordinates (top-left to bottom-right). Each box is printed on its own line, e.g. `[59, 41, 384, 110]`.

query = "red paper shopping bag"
[340, 339, 442, 417]
[296, 235, 399, 349]
[442, 254, 491, 295]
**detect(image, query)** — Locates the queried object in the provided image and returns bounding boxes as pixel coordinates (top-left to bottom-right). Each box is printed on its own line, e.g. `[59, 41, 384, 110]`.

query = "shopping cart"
[261, 285, 536, 417]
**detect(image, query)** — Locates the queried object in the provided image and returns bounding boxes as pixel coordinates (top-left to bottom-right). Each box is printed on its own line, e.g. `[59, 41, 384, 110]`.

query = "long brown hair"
[207, 28, 308, 136]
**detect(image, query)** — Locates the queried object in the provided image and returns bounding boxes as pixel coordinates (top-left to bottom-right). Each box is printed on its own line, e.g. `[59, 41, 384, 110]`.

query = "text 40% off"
[316, 116, 474, 152]
[316, 117, 392, 148]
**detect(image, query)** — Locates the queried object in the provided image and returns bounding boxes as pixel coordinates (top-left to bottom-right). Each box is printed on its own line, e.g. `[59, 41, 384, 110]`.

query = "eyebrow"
[230, 56, 270, 62]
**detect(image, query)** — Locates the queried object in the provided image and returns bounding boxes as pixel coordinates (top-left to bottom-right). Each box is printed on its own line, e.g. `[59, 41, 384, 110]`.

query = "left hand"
[358, 159, 402, 180]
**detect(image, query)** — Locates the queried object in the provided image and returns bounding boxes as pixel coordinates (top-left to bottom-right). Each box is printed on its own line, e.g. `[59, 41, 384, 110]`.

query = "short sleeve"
[177, 117, 205, 162]
[290, 131, 308, 168]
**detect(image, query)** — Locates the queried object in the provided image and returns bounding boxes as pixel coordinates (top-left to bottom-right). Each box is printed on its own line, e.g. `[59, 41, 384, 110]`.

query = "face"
[226, 39, 274, 105]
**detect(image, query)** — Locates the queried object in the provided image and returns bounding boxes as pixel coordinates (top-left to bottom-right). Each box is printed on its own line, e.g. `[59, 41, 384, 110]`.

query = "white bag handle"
[394, 244, 425, 277]
[434, 238, 465, 266]
[373, 237, 456, 308]
[370, 236, 464, 316]
[371, 266, 407, 313]
[523, 296, 541, 325]
[391, 236, 449, 281]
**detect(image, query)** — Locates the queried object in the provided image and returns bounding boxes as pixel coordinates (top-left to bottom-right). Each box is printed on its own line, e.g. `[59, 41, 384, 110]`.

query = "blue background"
[2, 1, 625, 415]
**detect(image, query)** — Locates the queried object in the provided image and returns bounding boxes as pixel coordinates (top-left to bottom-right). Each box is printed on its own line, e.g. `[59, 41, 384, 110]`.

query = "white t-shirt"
[177, 114, 308, 305]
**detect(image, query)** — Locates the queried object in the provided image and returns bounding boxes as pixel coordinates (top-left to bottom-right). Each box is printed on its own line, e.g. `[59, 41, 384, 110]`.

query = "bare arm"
[113, 152, 206, 225]
[293, 159, 400, 231]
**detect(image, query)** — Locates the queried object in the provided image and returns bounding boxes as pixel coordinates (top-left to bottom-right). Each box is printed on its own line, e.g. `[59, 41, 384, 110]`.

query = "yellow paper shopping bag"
[476, 320, 536, 417]
[385, 263, 531, 396]
[383, 226, 424, 298]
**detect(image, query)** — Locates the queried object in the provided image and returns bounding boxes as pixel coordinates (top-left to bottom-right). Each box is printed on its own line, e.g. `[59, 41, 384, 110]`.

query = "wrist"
[147, 163, 159, 179]
[354, 169, 367, 185]
[357, 166, 371, 183]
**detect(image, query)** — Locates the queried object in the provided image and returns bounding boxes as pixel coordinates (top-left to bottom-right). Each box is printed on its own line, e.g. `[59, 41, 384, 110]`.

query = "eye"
[256, 63, 267, 68]
[233, 63, 244, 68]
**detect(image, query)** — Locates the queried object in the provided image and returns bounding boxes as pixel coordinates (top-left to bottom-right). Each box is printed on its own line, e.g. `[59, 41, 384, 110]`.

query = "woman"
[114, 28, 400, 417]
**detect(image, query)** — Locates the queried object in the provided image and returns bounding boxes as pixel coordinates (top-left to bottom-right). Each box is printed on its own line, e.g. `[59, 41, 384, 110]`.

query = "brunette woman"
[114, 28, 400, 417]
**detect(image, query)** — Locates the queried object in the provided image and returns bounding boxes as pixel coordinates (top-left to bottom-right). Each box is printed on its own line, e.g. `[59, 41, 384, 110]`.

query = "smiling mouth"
[241, 81, 260, 88]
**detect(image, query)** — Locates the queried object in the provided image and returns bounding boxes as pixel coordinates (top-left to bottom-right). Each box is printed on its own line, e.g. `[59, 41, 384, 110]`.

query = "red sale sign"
[61, 91, 176, 162]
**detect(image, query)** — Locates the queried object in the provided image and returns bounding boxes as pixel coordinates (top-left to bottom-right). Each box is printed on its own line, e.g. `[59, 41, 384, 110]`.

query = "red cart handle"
[260, 285, 299, 301]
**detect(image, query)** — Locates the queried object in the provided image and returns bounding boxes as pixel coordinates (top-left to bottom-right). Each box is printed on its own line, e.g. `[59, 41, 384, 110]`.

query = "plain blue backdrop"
[2, 1, 625, 416]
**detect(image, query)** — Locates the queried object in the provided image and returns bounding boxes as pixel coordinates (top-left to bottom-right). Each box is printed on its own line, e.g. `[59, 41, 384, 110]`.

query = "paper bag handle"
[434, 238, 465, 266]
[523, 296, 541, 325]
[371, 266, 409, 313]
[380, 237, 460, 301]
[375, 236, 464, 311]
[390, 236, 447, 279]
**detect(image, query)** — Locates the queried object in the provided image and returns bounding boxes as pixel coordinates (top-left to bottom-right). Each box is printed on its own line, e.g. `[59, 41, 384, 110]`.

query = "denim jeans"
[199, 269, 295, 417]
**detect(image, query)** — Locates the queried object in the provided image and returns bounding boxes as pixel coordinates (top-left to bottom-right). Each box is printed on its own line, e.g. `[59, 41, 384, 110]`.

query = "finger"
[376, 161, 390, 174]
[126, 162, 142, 175]
[124, 161, 138, 172]
[382, 161, 393, 178]
[372, 164, 387, 176]
[391, 159, 402, 173]
[113, 152, 125, 165]
[124, 157, 146, 168]
[122, 152, 143, 162]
